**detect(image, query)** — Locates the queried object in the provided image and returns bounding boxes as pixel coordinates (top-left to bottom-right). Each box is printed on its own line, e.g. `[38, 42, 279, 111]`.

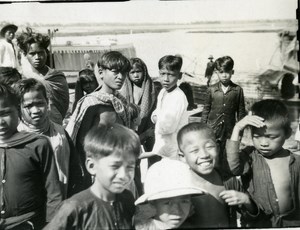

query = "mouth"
[198, 160, 213, 167]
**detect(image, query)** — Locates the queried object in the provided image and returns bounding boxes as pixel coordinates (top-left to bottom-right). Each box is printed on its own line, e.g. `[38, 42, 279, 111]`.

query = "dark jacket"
[201, 81, 246, 140]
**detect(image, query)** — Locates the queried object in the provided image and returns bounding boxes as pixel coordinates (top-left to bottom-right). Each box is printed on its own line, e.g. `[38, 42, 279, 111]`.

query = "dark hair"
[17, 27, 50, 55]
[251, 99, 291, 136]
[84, 123, 141, 159]
[130, 57, 150, 78]
[97, 51, 131, 73]
[14, 78, 48, 104]
[158, 55, 183, 72]
[215, 56, 234, 72]
[0, 67, 21, 86]
[0, 82, 20, 109]
[177, 122, 216, 153]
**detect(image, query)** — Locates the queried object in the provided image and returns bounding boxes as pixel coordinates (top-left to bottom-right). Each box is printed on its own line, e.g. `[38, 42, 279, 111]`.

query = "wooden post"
[48, 29, 53, 68]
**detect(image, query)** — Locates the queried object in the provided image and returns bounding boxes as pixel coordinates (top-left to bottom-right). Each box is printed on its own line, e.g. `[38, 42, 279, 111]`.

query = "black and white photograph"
[0, 0, 299, 229]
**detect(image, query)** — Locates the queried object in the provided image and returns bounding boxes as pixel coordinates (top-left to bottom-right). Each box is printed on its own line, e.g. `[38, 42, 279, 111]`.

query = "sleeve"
[38, 137, 63, 222]
[43, 200, 79, 230]
[201, 87, 212, 124]
[155, 91, 187, 135]
[226, 139, 252, 176]
[237, 87, 246, 121]
[65, 131, 85, 198]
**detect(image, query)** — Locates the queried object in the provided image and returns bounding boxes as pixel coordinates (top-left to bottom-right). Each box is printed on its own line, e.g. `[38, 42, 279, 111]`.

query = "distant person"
[44, 124, 140, 230]
[0, 24, 19, 69]
[204, 55, 215, 86]
[0, 66, 21, 86]
[83, 53, 95, 70]
[201, 55, 246, 178]
[0, 83, 62, 229]
[17, 27, 69, 125]
[72, 68, 99, 112]
[119, 57, 157, 151]
[226, 99, 300, 227]
[15, 78, 84, 198]
[151, 55, 188, 159]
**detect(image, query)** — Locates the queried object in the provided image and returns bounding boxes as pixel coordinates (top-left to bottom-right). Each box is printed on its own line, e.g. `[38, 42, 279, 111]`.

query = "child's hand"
[231, 115, 265, 141]
[219, 190, 251, 206]
[235, 115, 265, 132]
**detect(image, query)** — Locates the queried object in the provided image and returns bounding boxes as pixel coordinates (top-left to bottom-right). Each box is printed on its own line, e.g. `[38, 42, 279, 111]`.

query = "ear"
[86, 157, 97, 176]
[98, 68, 104, 80]
[286, 127, 292, 139]
[178, 72, 183, 80]
[178, 151, 186, 163]
[231, 69, 235, 75]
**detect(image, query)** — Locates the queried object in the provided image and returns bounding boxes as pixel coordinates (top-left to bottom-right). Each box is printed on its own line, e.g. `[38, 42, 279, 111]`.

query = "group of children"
[0, 24, 299, 229]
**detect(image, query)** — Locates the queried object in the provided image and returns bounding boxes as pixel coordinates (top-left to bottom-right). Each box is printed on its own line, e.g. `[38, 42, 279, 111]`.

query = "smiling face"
[159, 67, 180, 91]
[180, 131, 218, 175]
[21, 90, 48, 128]
[26, 43, 48, 71]
[87, 151, 136, 201]
[152, 195, 192, 229]
[252, 120, 287, 157]
[0, 97, 19, 141]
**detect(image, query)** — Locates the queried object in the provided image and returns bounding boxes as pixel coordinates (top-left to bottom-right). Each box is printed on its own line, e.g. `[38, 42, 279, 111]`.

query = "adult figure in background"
[17, 27, 69, 125]
[119, 57, 157, 151]
[0, 24, 19, 69]
[205, 55, 215, 86]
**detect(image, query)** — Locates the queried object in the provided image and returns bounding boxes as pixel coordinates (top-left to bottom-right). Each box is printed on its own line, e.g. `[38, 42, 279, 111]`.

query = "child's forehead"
[182, 130, 216, 142]
[99, 151, 136, 163]
[0, 97, 18, 110]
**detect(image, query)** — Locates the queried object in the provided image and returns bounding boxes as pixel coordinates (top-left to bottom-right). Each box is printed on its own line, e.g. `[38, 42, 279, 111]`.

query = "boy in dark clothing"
[201, 56, 246, 177]
[0, 83, 62, 229]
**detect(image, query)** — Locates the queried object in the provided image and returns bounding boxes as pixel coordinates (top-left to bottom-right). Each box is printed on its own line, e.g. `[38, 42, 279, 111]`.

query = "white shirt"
[151, 87, 188, 158]
[0, 39, 19, 68]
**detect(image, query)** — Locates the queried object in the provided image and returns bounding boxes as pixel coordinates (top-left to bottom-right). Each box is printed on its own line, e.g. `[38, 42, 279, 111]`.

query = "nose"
[163, 74, 169, 82]
[170, 202, 182, 215]
[116, 166, 129, 181]
[260, 137, 269, 147]
[31, 106, 40, 114]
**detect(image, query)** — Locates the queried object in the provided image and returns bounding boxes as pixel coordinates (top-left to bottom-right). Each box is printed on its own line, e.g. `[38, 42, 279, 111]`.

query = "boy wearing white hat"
[134, 158, 206, 229]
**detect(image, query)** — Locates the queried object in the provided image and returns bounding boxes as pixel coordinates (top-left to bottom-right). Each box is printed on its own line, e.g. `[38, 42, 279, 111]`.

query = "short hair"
[97, 51, 131, 74]
[158, 55, 182, 72]
[14, 78, 48, 104]
[84, 123, 141, 159]
[0, 82, 20, 109]
[78, 68, 97, 84]
[215, 56, 234, 72]
[251, 99, 291, 136]
[17, 27, 50, 55]
[0, 67, 21, 86]
[177, 122, 216, 153]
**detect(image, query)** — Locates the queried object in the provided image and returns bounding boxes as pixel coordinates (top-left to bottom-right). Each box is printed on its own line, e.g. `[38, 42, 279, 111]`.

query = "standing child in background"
[226, 99, 300, 227]
[45, 124, 140, 230]
[72, 68, 99, 112]
[15, 78, 83, 198]
[134, 158, 206, 229]
[66, 51, 140, 189]
[177, 122, 258, 228]
[0, 83, 62, 229]
[151, 55, 188, 159]
[201, 56, 246, 177]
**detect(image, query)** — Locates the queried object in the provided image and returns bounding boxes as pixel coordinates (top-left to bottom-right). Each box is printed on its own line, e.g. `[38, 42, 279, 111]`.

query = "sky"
[0, 0, 298, 24]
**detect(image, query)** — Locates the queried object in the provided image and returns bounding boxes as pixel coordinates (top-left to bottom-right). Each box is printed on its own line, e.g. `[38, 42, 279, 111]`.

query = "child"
[134, 158, 206, 229]
[0, 83, 62, 229]
[72, 68, 99, 112]
[151, 55, 188, 159]
[177, 122, 258, 228]
[15, 78, 83, 198]
[0, 24, 19, 69]
[201, 56, 246, 177]
[44, 123, 141, 230]
[66, 51, 140, 188]
[204, 55, 215, 86]
[119, 57, 156, 151]
[17, 27, 69, 125]
[226, 99, 300, 227]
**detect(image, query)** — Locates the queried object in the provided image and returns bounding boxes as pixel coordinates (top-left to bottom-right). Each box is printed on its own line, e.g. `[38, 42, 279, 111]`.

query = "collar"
[166, 85, 177, 93]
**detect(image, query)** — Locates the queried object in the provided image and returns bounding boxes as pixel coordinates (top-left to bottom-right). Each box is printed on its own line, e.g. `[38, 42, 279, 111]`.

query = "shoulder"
[118, 189, 135, 205]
